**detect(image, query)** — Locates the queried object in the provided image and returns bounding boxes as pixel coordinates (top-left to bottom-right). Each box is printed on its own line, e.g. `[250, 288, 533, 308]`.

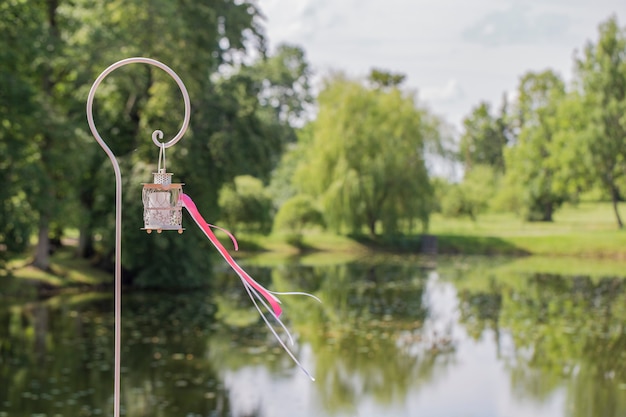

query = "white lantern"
[142, 169, 184, 233]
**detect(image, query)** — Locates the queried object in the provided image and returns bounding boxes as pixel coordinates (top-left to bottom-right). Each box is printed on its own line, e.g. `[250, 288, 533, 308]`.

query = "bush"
[440, 165, 497, 221]
[273, 195, 325, 233]
[218, 175, 273, 234]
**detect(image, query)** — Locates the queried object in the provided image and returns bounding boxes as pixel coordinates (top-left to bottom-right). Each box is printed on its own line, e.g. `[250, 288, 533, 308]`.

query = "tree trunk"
[543, 203, 553, 222]
[31, 0, 59, 272]
[33, 214, 51, 270]
[611, 187, 623, 229]
[77, 223, 95, 259]
[367, 216, 376, 236]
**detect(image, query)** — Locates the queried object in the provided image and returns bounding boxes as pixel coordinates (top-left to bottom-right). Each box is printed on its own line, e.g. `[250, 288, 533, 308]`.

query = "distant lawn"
[232, 230, 369, 254]
[429, 202, 626, 258]
[231, 202, 626, 258]
[429, 201, 623, 236]
[261, 201, 626, 257]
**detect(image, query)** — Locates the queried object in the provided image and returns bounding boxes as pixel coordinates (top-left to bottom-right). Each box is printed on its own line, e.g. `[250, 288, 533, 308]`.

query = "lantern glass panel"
[142, 184, 183, 230]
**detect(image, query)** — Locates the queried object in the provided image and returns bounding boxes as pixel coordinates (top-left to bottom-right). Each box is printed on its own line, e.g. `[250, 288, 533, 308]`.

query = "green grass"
[230, 202, 626, 259]
[228, 230, 369, 254]
[7, 247, 112, 288]
[429, 202, 626, 258]
[430, 201, 624, 235]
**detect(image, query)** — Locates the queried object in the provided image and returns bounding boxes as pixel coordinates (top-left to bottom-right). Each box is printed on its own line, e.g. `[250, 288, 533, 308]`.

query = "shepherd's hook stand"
[86, 57, 191, 417]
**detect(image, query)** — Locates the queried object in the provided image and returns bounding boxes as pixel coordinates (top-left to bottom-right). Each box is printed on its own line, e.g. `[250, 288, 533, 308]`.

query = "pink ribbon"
[179, 193, 283, 317]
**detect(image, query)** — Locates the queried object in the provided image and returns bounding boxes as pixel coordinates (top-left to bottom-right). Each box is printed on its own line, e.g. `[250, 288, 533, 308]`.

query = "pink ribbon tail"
[180, 193, 282, 317]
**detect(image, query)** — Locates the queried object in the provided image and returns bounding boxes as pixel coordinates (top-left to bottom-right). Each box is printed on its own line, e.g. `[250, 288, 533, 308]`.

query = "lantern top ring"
[86, 57, 191, 151]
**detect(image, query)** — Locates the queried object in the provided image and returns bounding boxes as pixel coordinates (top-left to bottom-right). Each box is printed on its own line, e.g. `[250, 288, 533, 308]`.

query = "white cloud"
[257, 0, 625, 128]
[420, 79, 464, 103]
[462, 4, 571, 46]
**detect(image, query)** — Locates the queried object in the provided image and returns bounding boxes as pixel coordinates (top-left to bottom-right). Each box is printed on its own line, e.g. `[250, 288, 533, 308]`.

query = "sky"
[256, 0, 625, 130]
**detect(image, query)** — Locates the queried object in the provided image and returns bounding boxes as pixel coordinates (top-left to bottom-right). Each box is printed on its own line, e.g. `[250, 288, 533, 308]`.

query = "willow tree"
[295, 73, 436, 236]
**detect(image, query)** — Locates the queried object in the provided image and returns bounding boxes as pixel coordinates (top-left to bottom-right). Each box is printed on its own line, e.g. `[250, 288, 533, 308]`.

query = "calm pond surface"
[1, 256, 626, 417]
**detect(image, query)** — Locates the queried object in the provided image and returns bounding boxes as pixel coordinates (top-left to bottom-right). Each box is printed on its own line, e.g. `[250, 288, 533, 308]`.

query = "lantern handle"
[157, 142, 166, 172]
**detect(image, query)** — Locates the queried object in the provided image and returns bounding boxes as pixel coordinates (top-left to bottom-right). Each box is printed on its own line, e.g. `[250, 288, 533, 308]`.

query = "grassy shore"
[5, 201, 626, 290]
[5, 248, 112, 291]
[246, 201, 626, 259]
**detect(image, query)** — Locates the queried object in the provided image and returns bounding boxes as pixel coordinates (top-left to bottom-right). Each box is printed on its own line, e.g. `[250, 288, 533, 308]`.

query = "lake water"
[1, 256, 625, 417]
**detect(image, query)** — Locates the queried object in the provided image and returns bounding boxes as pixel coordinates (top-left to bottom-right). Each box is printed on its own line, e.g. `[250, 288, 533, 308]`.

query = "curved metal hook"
[86, 57, 191, 153]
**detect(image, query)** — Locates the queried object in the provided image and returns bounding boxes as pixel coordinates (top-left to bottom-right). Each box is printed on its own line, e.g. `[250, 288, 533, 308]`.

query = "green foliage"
[0, 1, 39, 260]
[107, 164, 214, 289]
[79, 0, 305, 286]
[268, 125, 314, 207]
[430, 177, 449, 213]
[0, 0, 90, 269]
[250, 44, 313, 125]
[218, 175, 273, 234]
[439, 182, 463, 218]
[575, 15, 626, 228]
[3, 1, 625, 286]
[367, 68, 406, 89]
[0, 0, 315, 286]
[501, 70, 569, 221]
[453, 16, 626, 230]
[295, 74, 437, 236]
[460, 100, 509, 172]
[177, 42, 313, 220]
[547, 92, 591, 198]
[440, 165, 498, 220]
[274, 195, 324, 232]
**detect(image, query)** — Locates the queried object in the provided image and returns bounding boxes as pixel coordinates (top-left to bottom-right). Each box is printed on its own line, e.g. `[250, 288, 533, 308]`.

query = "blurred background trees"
[575, 17, 626, 228]
[1, 1, 625, 286]
[440, 15, 626, 227]
[0, 0, 310, 287]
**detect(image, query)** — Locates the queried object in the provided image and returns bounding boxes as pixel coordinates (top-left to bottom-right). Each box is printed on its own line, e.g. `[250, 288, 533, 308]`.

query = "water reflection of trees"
[454, 270, 626, 417]
[0, 296, 115, 416]
[0, 293, 240, 417]
[120, 293, 230, 417]
[204, 262, 457, 414]
[273, 262, 456, 413]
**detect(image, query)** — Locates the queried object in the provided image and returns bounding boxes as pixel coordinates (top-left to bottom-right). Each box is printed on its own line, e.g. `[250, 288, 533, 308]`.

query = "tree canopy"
[294, 73, 437, 236]
[2, 4, 626, 286]
[0, 0, 312, 287]
[503, 70, 568, 221]
[460, 100, 509, 173]
[575, 15, 626, 228]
